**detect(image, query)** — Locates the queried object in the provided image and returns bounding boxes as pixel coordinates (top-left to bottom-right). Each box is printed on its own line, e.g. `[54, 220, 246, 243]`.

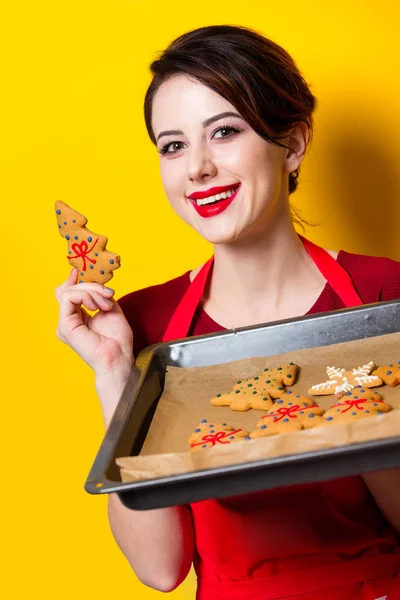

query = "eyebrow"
[155, 111, 244, 143]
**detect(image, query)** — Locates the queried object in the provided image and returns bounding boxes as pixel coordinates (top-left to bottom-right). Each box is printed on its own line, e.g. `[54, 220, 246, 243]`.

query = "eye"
[159, 141, 185, 155]
[158, 124, 242, 155]
[213, 125, 242, 139]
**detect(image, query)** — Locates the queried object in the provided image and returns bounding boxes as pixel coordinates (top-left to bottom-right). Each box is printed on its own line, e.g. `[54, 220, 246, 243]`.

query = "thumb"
[68, 267, 79, 285]
[55, 267, 79, 303]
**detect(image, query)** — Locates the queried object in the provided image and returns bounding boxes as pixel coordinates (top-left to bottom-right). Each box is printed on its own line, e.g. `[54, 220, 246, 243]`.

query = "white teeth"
[195, 186, 238, 206]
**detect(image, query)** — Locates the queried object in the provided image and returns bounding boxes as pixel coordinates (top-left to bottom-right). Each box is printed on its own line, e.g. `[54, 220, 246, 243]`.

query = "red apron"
[162, 236, 400, 600]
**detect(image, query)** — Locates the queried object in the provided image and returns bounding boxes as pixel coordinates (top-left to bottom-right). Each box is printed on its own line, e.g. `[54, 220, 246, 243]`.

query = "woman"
[55, 25, 400, 600]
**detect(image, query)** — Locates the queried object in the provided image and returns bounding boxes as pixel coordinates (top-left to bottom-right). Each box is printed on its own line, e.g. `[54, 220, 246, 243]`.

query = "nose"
[186, 141, 217, 182]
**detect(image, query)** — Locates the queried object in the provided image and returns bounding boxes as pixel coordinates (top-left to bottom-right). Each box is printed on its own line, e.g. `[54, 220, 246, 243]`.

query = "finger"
[55, 267, 79, 303]
[59, 289, 100, 322]
[60, 288, 116, 319]
[68, 267, 79, 285]
[56, 274, 114, 304]
[87, 291, 115, 311]
[69, 281, 115, 297]
[56, 303, 90, 342]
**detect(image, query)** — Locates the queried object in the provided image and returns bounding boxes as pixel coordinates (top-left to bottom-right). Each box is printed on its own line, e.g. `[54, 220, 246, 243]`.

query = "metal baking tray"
[85, 300, 400, 510]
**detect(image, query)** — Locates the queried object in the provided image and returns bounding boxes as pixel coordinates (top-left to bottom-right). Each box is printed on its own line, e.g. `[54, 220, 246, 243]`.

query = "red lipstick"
[190, 184, 241, 218]
[188, 182, 240, 200]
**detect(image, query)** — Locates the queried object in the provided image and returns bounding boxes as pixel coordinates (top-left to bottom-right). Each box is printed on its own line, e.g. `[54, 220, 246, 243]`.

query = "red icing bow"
[191, 429, 242, 448]
[263, 404, 319, 423]
[330, 397, 383, 413]
[67, 238, 98, 271]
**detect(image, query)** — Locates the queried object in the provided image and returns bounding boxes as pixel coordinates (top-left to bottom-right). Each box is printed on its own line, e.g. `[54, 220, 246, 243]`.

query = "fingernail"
[104, 298, 114, 307]
[103, 287, 115, 295]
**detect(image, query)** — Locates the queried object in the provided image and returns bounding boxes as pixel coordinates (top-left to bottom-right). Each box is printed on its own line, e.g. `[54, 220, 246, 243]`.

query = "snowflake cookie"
[309, 362, 383, 398]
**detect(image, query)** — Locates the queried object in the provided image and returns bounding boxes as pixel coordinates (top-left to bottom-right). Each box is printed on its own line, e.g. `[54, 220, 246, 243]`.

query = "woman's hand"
[55, 268, 134, 377]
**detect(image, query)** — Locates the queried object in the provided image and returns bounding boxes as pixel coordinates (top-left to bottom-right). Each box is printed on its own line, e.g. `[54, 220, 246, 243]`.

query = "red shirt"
[119, 250, 400, 358]
[118, 250, 400, 591]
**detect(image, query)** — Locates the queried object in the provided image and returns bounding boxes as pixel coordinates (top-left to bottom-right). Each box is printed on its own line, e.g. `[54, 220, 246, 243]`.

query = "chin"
[177, 203, 251, 244]
[197, 223, 245, 245]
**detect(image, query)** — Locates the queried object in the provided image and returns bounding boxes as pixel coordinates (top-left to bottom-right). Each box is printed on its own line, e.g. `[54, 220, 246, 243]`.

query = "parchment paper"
[116, 332, 400, 482]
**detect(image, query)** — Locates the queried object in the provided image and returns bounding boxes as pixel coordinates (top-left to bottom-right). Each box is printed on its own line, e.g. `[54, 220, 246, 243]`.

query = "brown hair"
[144, 25, 316, 195]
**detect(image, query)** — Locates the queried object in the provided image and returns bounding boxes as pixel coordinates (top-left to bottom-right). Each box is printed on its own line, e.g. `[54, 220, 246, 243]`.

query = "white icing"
[354, 375, 380, 386]
[311, 380, 336, 391]
[352, 363, 374, 377]
[313, 361, 379, 395]
[335, 379, 354, 394]
[327, 366, 345, 379]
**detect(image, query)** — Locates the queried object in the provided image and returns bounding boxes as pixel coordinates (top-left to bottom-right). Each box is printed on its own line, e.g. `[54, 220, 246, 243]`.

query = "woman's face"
[151, 75, 297, 244]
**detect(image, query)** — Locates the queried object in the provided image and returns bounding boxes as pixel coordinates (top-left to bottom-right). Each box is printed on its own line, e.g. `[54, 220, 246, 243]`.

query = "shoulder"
[117, 271, 191, 354]
[339, 250, 400, 279]
[339, 250, 400, 302]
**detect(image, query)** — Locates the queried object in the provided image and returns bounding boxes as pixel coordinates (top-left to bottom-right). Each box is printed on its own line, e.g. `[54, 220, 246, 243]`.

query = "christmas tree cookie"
[323, 388, 392, 424]
[233, 364, 299, 397]
[372, 363, 400, 386]
[189, 419, 250, 451]
[55, 200, 120, 284]
[210, 388, 275, 412]
[250, 393, 325, 438]
[211, 363, 299, 411]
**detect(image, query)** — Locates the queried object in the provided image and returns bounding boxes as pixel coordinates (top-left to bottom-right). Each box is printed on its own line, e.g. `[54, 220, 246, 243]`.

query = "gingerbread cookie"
[323, 388, 392, 424]
[210, 364, 299, 411]
[372, 363, 400, 387]
[269, 389, 319, 409]
[332, 387, 383, 402]
[210, 388, 275, 412]
[55, 200, 120, 284]
[250, 394, 325, 438]
[189, 419, 250, 451]
[232, 363, 299, 397]
[309, 362, 382, 398]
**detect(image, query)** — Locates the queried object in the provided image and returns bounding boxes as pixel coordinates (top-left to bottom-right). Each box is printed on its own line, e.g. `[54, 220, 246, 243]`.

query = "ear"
[283, 122, 310, 175]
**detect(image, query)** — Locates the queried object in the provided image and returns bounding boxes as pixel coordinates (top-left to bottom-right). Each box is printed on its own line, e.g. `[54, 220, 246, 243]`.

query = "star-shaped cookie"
[309, 362, 383, 398]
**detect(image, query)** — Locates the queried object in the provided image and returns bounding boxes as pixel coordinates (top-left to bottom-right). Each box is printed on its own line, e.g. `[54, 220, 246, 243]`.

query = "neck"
[203, 209, 327, 327]
[213, 220, 305, 294]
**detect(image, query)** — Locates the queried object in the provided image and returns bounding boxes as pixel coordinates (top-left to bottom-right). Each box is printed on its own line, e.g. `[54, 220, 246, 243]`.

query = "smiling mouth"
[192, 185, 240, 206]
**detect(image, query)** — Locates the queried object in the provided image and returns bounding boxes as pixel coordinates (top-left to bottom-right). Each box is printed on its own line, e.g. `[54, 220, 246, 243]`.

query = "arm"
[96, 369, 195, 592]
[55, 271, 195, 592]
[362, 468, 400, 536]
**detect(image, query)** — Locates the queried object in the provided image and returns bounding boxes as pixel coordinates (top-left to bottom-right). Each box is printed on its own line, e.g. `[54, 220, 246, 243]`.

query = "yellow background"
[2, 1, 400, 598]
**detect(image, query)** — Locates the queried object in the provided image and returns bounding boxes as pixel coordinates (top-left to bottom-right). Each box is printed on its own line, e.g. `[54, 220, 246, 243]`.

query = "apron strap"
[162, 257, 214, 342]
[298, 235, 363, 308]
[162, 236, 363, 342]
